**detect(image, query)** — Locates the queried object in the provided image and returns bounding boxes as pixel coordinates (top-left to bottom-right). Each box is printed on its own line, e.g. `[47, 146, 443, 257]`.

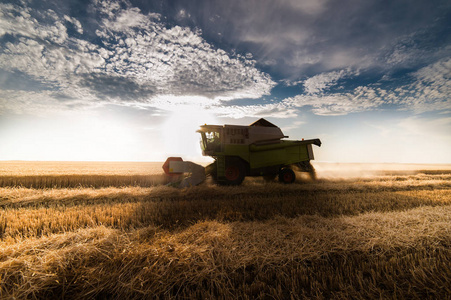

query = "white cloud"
[149, 57, 449, 118]
[102, 6, 155, 31]
[0, 5, 68, 44]
[281, 120, 306, 133]
[413, 57, 451, 83]
[210, 103, 298, 119]
[397, 58, 451, 112]
[0, 0, 275, 115]
[93, 1, 275, 100]
[284, 89, 382, 116]
[148, 95, 220, 113]
[303, 69, 356, 94]
[64, 15, 83, 34]
[0, 89, 103, 115]
[1, 0, 448, 120]
[282, 58, 451, 116]
[135, 55, 447, 118]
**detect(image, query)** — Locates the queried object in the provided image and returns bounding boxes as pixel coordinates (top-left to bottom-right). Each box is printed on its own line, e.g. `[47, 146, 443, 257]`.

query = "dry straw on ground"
[0, 161, 450, 299]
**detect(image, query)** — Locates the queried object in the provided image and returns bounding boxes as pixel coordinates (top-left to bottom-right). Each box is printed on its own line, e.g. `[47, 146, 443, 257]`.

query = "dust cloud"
[311, 162, 451, 179]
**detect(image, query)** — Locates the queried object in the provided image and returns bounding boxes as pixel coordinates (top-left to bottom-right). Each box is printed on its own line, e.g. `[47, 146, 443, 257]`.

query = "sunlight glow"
[161, 102, 217, 162]
[0, 113, 139, 161]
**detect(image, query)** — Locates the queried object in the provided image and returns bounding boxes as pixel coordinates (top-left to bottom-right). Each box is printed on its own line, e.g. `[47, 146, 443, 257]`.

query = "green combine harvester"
[163, 118, 321, 187]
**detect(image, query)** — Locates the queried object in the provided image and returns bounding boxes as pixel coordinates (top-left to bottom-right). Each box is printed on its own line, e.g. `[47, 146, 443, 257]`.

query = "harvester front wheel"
[223, 160, 246, 185]
[279, 168, 295, 184]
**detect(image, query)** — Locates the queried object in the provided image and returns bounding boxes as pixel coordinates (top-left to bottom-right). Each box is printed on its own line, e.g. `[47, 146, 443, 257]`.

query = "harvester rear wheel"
[223, 160, 246, 185]
[279, 168, 295, 184]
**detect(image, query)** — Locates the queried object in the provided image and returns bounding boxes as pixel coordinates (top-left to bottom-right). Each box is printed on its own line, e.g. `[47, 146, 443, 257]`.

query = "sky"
[0, 0, 450, 163]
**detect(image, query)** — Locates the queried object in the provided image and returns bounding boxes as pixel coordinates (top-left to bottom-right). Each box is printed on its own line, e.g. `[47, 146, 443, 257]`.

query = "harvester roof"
[249, 118, 278, 127]
[198, 118, 286, 145]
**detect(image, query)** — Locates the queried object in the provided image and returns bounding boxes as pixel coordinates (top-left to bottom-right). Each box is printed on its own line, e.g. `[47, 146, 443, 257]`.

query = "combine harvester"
[162, 118, 321, 187]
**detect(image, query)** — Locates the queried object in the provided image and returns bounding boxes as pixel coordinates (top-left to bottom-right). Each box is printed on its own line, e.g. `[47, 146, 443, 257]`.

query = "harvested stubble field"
[0, 161, 450, 299]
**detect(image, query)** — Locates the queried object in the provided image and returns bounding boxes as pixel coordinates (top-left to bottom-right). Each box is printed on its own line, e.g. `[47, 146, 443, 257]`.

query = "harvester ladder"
[216, 156, 226, 179]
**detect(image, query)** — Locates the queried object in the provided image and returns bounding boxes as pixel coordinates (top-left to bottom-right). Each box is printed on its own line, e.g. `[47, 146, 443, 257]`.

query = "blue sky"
[0, 0, 450, 163]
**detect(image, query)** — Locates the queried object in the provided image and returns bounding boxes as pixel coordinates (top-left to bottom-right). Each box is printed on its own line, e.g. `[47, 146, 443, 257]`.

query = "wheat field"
[0, 161, 450, 299]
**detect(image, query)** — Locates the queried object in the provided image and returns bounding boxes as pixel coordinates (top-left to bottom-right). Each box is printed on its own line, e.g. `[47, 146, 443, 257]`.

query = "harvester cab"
[163, 118, 321, 187]
[198, 125, 223, 154]
[198, 118, 286, 155]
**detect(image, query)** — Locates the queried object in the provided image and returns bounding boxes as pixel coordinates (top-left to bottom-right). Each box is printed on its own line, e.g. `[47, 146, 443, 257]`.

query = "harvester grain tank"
[163, 118, 321, 187]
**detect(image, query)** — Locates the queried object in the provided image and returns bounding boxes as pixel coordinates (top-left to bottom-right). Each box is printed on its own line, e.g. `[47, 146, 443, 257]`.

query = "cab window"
[205, 131, 221, 151]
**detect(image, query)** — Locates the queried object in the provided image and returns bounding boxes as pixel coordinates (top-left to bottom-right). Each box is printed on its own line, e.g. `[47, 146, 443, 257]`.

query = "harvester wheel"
[279, 168, 295, 184]
[223, 160, 246, 185]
